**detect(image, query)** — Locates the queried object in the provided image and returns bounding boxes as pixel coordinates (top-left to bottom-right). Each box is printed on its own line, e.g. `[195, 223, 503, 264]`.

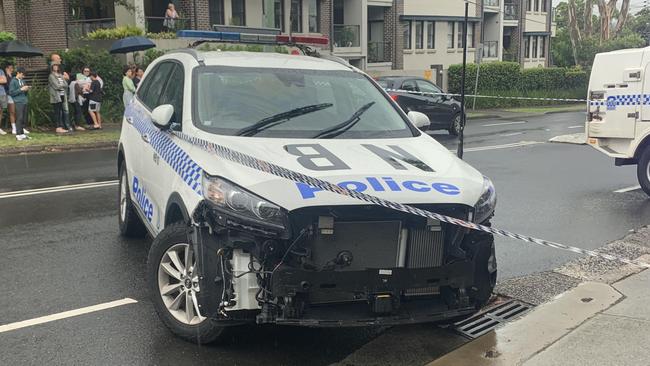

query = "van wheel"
[448, 113, 462, 136]
[148, 222, 226, 344]
[638, 147, 650, 196]
[118, 161, 146, 238]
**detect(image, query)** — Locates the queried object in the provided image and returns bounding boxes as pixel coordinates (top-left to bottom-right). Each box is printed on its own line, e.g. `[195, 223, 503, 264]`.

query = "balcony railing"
[334, 25, 361, 48]
[483, 0, 499, 7]
[64, 18, 116, 44]
[504, 3, 519, 20]
[483, 41, 499, 58]
[145, 16, 191, 33]
[368, 41, 392, 63]
[503, 47, 517, 62]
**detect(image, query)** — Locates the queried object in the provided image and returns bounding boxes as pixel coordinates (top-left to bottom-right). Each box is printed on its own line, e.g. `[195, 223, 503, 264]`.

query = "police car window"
[402, 80, 418, 92]
[416, 80, 441, 94]
[194, 66, 415, 138]
[158, 64, 184, 125]
[138, 62, 174, 110]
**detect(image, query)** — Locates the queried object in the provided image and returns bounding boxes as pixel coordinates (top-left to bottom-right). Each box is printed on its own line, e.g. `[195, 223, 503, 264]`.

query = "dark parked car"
[376, 77, 463, 135]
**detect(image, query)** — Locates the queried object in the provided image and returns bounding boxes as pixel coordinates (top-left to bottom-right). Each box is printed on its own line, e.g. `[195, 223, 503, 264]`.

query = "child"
[88, 71, 103, 130]
[9, 67, 30, 141]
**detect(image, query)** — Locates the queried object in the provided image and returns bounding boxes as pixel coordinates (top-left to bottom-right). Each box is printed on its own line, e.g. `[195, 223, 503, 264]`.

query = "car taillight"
[390, 94, 399, 102]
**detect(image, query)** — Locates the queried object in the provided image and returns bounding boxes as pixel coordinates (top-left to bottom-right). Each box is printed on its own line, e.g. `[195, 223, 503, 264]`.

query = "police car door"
[131, 61, 179, 233]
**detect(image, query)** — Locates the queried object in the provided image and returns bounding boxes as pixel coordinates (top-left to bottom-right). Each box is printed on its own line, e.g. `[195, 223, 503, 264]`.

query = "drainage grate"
[453, 299, 533, 339]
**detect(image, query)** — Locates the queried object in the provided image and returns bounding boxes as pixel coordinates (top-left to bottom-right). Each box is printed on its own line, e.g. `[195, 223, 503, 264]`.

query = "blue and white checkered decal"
[126, 104, 203, 196]
[590, 94, 649, 108]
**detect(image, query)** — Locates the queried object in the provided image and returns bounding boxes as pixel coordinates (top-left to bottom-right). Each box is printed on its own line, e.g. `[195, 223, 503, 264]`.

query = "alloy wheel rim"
[158, 243, 205, 325]
[646, 161, 650, 185]
[119, 174, 127, 222]
[454, 115, 462, 133]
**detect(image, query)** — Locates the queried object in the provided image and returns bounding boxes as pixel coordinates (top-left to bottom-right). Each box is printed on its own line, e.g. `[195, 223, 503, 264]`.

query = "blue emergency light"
[176, 30, 329, 46]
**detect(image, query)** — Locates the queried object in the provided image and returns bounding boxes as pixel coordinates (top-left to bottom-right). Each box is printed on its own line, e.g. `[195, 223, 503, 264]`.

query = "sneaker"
[16, 134, 26, 141]
[23, 128, 30, 134]
[0, 128, 6, 135]
[75, 126, 86, 131]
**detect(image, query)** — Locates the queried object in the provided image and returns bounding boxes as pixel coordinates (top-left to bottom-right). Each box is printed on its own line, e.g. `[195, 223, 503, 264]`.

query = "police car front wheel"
[118, 161, 146, 238]
[147, 222, 226, 344]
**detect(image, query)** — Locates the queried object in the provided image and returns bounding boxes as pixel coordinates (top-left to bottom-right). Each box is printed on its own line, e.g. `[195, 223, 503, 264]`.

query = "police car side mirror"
[152, 104, 174, 130]
[408, 111, 431, 130]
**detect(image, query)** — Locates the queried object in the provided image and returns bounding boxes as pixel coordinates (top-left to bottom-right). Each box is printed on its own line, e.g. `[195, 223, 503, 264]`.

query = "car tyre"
[448, 113, 462, 136]
[148, 222, 226, 344]
[468, 232, 497, 309]
[118, 161, 147, 238]
[637, 147, 650, 196]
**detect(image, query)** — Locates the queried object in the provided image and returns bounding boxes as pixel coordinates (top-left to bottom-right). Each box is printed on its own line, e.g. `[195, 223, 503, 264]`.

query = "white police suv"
[117, 31, 497, 344]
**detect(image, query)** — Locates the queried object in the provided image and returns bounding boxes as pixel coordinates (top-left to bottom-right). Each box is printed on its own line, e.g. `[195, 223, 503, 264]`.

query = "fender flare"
[164, 192, 190, 226]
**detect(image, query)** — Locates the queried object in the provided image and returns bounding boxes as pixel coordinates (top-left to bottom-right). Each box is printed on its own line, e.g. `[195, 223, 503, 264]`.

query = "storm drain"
[453, 300, 533, 339]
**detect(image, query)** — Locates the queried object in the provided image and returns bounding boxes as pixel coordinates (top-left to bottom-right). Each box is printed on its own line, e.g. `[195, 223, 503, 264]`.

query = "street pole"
[192, 0, 198, 30]
[457, 1, 468, 159]
[330, 0, 335, 52]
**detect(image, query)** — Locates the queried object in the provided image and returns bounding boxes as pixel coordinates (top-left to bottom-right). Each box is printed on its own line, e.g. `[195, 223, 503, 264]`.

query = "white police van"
[587, 47, 650, 195]
[117, 30, 497, 343]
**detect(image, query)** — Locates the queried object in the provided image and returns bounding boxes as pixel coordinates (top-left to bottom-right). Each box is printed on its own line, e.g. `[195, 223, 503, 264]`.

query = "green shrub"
[448, 62, 520, 95]
[143, 48, 167, 69]
[146, 32, 176, 39]
[27, 86, 52, 128]
[84, 26, 144, 40]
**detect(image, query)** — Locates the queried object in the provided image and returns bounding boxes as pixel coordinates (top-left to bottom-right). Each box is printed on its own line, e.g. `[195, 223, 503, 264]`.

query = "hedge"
[448, 62, 588, 108]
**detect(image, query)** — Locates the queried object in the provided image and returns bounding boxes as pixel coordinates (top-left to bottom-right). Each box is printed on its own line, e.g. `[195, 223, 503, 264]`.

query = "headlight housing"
[474, 176, 496, 224]
[202, 175, 288, 230]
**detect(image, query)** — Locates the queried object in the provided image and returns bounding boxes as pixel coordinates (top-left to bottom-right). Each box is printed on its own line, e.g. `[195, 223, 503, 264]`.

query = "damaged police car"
[117, 32, 497, 344]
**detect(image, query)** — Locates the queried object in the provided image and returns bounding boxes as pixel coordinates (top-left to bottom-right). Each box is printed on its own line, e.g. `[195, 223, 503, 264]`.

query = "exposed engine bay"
[190, 200, 496, 327]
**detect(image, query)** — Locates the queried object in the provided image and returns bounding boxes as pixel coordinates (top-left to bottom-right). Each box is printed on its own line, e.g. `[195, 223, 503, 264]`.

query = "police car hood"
[192, 131, 486, 211]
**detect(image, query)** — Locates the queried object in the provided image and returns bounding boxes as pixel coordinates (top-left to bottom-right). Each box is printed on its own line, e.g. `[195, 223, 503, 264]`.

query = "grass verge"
[501, 104, 585, 114]
[0, 127, 120, 153]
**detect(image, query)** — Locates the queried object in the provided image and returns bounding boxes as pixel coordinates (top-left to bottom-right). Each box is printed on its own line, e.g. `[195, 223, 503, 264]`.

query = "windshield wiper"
[235, 103, 333, 137]
[312, 102, 375, 139]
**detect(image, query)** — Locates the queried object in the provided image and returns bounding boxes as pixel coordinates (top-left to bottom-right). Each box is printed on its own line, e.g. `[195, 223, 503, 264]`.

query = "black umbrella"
[109, 36, 156, 54]
[0, 40, 43, 57]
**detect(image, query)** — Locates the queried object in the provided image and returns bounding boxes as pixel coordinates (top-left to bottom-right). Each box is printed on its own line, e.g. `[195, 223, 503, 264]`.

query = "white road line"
[0, 298, 138, 334]
[500, 132, 524, 137]
[614, 185, 641, 193]
[463, 141, 544, 152]
[568, 125, 584, 129]
[0, 180, 118, 199]
[481, 121, 527, 127]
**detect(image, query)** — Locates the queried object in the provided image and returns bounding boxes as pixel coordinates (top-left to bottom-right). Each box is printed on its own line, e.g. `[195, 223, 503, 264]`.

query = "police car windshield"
[194, 66, 416, 138]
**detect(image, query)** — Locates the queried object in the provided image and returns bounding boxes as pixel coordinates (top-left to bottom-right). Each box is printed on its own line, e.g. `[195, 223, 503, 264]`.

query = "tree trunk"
[568, 0, 582, 65]
[615, 0, 630, 36]
[598, 0, 610, 42]
[585, 0, 593, 36]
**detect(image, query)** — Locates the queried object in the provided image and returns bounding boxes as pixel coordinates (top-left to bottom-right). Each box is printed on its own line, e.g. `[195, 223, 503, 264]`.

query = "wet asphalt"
[1, 111, 649, 365]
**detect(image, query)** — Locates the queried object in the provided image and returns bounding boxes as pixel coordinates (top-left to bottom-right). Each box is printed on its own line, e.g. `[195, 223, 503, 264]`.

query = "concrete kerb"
[0, 141, 118, 156]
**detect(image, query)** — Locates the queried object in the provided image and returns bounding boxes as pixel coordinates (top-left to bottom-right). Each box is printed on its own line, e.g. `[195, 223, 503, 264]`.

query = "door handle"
[126, 116, 133, 125]
[141, 133, 150, 144]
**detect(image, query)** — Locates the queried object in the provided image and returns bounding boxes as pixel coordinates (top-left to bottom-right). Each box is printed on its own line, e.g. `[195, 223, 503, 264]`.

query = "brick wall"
[180, 0, 211, 30]
[319, 0, 331, 42]
[384, 0, 403, 70]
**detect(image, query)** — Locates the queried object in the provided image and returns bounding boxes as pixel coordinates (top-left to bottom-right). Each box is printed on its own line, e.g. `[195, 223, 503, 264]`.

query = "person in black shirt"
[88, 72, 103, 130]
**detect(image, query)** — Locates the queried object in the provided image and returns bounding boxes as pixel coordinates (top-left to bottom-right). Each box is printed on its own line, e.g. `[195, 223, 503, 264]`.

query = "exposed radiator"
[405, 227, 444, 296]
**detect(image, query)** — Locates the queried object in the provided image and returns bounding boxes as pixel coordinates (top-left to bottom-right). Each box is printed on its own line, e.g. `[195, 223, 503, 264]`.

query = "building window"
[263, 0, 283, 29]
[524, 36, 530, 58]
[541, 0, 547, 12]
[532, 36, 538, 58]
[403, 21, 411, 49]
[232, 0, 246, 26]
[539, 36, 546, 57]
[527, 0, 532, 11]
[291, 0, 302, 32]
[427, 21, 435, 49]
[457, 22, 464, 48]
[447, 22, 454, 48]
[308, 0, 320, 33]
[534, 0, 540, 11]
[209, 0, 225, 25]
[415, 21, 424, 49]
[467, 23, 474, 48]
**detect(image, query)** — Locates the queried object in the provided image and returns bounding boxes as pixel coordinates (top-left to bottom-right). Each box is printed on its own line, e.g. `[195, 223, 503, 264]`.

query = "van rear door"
[588, 49, 643, 139]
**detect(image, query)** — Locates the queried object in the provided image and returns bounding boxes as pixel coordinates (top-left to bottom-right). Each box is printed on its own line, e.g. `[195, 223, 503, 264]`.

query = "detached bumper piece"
[266, 261, 476, 326]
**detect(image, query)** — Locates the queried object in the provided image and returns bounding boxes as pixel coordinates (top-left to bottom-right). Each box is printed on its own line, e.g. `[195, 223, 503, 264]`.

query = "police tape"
[384, 88, 589, 104]
[171, 130, 650, 269]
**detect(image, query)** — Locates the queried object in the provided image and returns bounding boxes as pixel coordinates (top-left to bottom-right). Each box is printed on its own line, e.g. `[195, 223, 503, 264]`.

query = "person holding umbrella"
[122, 65, 136, 107]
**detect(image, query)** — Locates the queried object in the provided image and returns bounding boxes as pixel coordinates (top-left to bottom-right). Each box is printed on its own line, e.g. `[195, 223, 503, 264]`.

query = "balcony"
[64, 18, 116, 44]
[483, 0, 499, 7]
[504, 3, 519, 20]
[483, 41, 499, 59]
[368, 41, 392, 63]
[334, 25, 361, 48]
[145, 16, 191, 33]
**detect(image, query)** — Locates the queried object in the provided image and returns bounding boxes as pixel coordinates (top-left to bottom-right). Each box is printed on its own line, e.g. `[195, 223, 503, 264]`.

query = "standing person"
[133, 67, 144, 88]
[67, 75, 85, 131]
[3, 63, 25, 135]
[78, 67, 94, 128]
[50, 53, 69, 81]
[122, 66, 136, 107]
[49, 64, 70, 133]
[162, 3, 178, 32]
[87, 72, 103, 130]
[9, 67, 30, 141]
[0, 64, 8, 135]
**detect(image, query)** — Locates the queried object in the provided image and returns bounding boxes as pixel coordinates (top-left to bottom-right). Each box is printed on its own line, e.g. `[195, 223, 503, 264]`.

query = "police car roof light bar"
[176, 30, 329, 47]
